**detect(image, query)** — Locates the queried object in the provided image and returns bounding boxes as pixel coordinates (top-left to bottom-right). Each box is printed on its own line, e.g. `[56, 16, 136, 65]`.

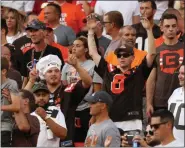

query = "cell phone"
[127, 135, 134, 145]
[51, 109, 58, 118]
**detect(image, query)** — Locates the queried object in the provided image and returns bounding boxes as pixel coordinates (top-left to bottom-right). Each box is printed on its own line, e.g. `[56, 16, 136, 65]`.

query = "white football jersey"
[168, 87, 184, 143]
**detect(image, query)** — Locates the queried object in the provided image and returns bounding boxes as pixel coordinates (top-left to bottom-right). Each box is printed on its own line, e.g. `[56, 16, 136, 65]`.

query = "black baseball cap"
[84, 91, 113, 107]
[114, 45, 134, 55]
[26, 19, 46, 30]
[32, 82, 50, 94]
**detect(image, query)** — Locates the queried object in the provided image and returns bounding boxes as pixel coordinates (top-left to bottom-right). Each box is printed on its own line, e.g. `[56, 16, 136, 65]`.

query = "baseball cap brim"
[114, 46, 134, 55]
[25, 26, 40, 30]
[84, 95, 97, 103]
[32, 88, 50, 94]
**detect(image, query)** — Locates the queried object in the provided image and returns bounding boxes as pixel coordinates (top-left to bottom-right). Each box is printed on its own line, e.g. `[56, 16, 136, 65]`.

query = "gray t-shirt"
[104, 38, 122, 58]
[86, 119, 121, 147]
[98, 35, 111, 56]
[1, 78, 19, 131]
[62, 60, 103, 110]
[54, 24, 76, 46]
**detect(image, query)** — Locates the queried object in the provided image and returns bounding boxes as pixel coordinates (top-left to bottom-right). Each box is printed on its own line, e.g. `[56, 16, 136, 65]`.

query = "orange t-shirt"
[51, 42, 68, 62]
[155, 33, 182, 48]
[105, 48, 147, 68]
[38, 2, 86, 33]
[72, 0, 97, 14]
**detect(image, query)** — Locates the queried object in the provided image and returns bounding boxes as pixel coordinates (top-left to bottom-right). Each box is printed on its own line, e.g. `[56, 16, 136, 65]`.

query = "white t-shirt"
[114, 119, 142, 131]
[168, 87, 184, 143]
[31, 106, 67, 147]
[156, 139, 184, 147]
[1, 1, 35, 12]
[154, 1, 169, 20]
[95, 1, 140, 25]
[6, 32, 24, 44]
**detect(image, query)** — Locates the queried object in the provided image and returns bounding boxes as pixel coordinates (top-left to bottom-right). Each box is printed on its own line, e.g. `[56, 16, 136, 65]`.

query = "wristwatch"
[44, 115, 50, 121]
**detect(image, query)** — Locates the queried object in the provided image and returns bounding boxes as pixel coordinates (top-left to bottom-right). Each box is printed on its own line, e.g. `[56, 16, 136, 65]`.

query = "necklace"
[31, 45, 47, 66]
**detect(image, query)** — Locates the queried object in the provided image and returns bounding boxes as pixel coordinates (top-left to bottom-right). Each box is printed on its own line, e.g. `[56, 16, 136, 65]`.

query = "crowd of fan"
[1, 0, 184, 147]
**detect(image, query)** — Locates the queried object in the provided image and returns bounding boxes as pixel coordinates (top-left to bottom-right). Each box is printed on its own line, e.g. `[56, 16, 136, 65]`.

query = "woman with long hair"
[5, 8, 24, 44]
[62, 36, 102, 145]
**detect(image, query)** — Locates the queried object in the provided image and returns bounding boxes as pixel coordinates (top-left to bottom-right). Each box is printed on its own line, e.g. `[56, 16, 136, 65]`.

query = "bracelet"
[44, 115, 50, 121]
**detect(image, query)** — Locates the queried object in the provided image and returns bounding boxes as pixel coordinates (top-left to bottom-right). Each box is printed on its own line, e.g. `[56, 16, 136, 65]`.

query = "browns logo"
[159, 49, 184, 74]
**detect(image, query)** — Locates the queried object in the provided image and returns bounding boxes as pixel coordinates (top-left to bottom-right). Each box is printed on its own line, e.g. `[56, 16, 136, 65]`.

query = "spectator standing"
[106, 26, 147, 67]
[43, 3, 76, 47]
[22, 19, 64, 88]
[146, 14, 184, 115]
[1, 57, 19, 147]
[95, 1, 140, 25]
[62, 37, 102, 143]
[133, 0, 161, 51]
[103, 11, 123, 58]
[5, 8, 24, 44]
[31, 82, 67, 147]
[168, 64, 184, 143]
[88, 15, 156, 132]
[44, 25, 69, 62]
[38, 0, 86, 34]
[12, 89, 40, 147]
[84, 91, 121, 147]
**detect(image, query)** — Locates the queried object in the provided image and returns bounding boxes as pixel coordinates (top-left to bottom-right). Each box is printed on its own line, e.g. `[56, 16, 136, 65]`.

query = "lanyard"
[31, 46, 46, 66]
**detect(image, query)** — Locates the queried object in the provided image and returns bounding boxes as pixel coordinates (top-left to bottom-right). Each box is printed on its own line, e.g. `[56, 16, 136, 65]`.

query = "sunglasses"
[117, 53, 133, 58]
[150, 121, 168, 130]
[144, 130, 154, 137]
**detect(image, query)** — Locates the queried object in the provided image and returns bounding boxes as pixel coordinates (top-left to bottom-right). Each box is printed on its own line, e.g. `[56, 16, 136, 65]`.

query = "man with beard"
[146, 14, 184, 116]
[31, 82, 67, 147]
[25, 54, 92, 146]
[133, 0, 161, 51]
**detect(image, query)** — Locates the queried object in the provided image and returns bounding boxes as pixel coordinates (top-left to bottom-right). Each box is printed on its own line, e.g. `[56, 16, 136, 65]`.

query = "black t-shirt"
[22, 44, 64, 77]
[12, 35, 32, 51]
[95, 57, 152, 122]
[49, 81, 89, 146]
[132, 22, 161, 51]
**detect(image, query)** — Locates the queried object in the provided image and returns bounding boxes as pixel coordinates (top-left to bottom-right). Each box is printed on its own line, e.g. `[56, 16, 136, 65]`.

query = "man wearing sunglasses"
[144, 124, 160, 146]
[150, 109, 183, 147]
[88, 15, 156, 133]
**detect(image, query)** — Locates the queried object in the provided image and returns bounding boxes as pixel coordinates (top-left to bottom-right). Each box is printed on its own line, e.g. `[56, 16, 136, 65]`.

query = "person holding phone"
[31, 82, 67, 147]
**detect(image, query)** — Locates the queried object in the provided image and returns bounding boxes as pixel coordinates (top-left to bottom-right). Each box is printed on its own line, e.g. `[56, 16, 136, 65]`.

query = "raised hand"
[35, 107, 47, 120]
[104, 136, 112, 147]
[86, 14, 99, 29]
[141, 17, 152, 30]
[67, 54, 79, 68]
[29, 66, 38, 83]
